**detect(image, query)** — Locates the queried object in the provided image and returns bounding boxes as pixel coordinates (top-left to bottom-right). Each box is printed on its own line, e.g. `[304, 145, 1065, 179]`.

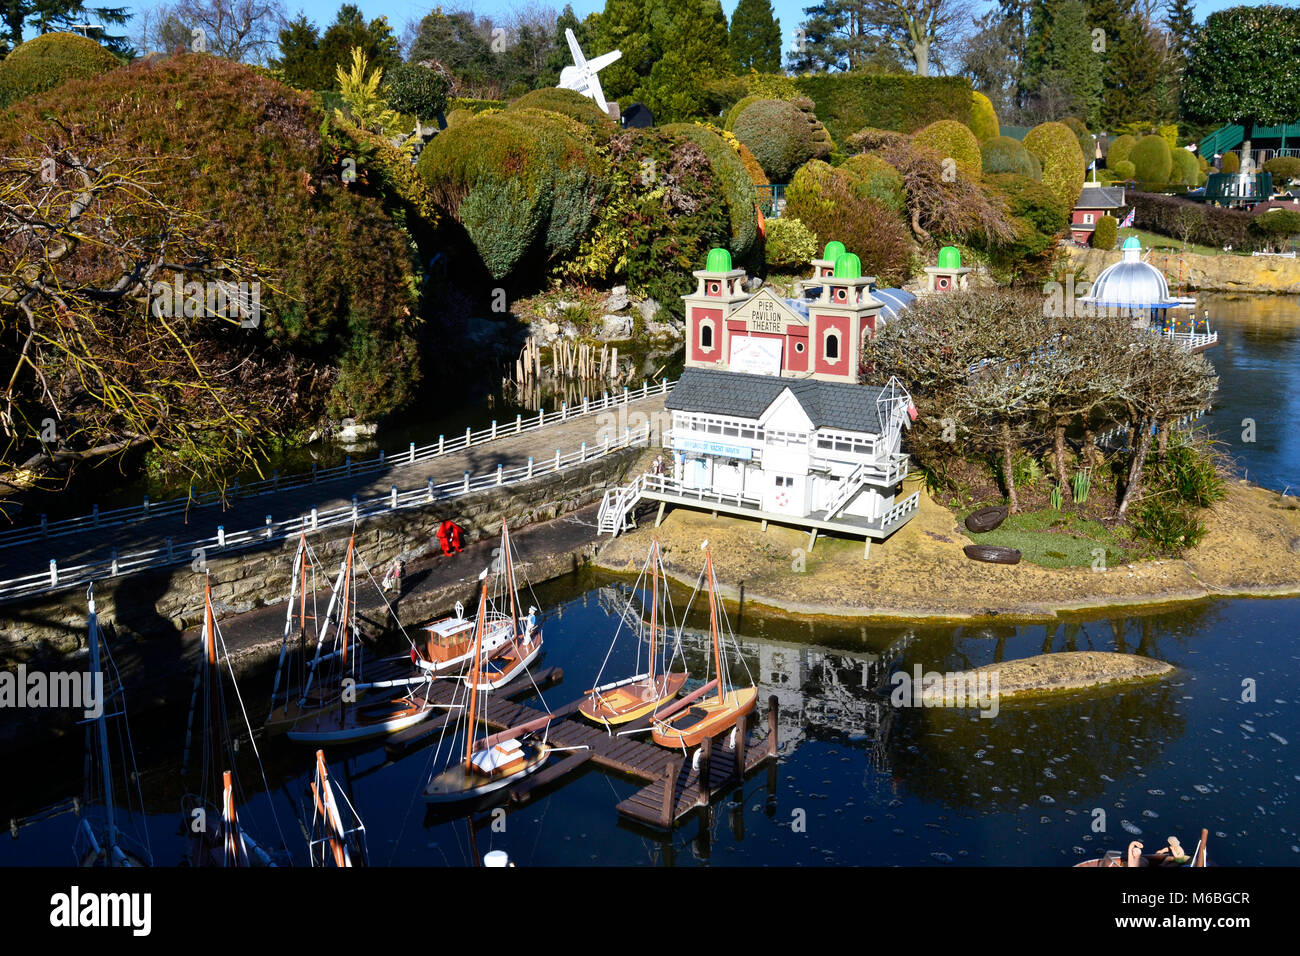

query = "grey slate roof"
[1076, 184, 1126, 209]
[667, 368, 892, 434]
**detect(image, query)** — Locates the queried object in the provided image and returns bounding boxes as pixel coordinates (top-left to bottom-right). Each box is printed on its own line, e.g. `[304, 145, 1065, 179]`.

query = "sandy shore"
[593, 475, 1300, 622]
[922, 651, 1175, 703]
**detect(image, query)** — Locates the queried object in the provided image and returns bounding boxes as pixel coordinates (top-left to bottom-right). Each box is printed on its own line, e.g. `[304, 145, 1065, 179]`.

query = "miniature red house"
[1071, 183, 1126, 244]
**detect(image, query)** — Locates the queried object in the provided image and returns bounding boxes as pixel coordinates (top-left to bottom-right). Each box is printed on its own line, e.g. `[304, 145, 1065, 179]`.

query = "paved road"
[0, 395, 668, 583]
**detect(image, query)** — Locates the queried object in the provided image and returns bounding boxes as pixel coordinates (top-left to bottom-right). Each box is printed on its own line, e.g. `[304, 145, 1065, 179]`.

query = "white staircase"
[822, 462, 871, 520]
[597, 474, 646, 535]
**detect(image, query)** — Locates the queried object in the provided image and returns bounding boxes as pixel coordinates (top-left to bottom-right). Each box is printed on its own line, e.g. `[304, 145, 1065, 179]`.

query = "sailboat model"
[423, 568, 552, 804]
[650, 542, 757, 750]
[308, 750, 367, 866]
[461, 521, 543, 692]
[579, 537, 687, 725]
[285, 535, 437, 744]
[181, 574, 279, 866]
[74, 584, 153, 867]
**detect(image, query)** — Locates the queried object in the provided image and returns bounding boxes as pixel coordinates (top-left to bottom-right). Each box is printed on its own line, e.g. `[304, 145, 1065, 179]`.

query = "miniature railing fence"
[0, 378, 677, 550]
[1095, 408, 1208, 452]
[0, 423, 655, 605]
[754, 184, 787, 219]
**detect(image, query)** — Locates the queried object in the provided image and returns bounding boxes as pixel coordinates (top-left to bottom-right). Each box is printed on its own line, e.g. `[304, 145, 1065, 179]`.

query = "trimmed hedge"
[661, 123, 761, 261]
[735, 141, 769, 186]
[982, 135, 1040, 179]
[507, 87, 616, 136]
[0, 32, 121, 109]
[1169, 147, 1199, 187]
[970, 90, 999, 141]
[1093, 214, 1118, 250]
[913, 118, 981, 175]
[784, 159, 913, 285]
[731, 97, 832, 183]
[840, 153, 906, 214]
[1107, 134, 1137, 169]
[1129, 191, 1257, 250]
[448, 97, 506, 113]
[1062, 117, 1094, 166]
[1131, 134, 1172, 185]
[792, 73, 974, 144]
[417, 109, 604, 279]
[1023, 121, 1087, 210]
[1221, 151, 1240, 173]
[1110, 159, 1136, 180]
[1264, 156, 1300, 182]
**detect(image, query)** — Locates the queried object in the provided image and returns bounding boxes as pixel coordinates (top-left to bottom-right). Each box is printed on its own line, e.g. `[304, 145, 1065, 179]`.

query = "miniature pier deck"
[383, 666, 779, 830]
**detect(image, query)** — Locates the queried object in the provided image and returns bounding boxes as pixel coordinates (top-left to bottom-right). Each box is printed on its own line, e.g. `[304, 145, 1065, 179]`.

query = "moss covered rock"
[0, 32, 121, 109]
[1023, 121, 1086, 210]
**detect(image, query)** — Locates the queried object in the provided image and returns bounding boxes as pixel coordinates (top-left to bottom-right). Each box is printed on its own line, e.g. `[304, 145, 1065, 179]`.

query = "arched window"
[825, 332, 840, 360]
[700, 322, 714, 349]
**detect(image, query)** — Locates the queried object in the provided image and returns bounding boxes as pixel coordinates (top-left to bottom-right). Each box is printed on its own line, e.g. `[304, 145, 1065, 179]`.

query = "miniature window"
[700, 322, 714, 349]
[707, 281, 720, 296]
[825, 332, 840, 360]
[795, 341, 805, 353]
[1084, 213, 1094, 224]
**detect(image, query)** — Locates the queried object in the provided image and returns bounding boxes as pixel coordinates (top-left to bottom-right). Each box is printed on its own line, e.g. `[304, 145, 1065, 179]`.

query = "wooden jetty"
[382, 665, 779, 829]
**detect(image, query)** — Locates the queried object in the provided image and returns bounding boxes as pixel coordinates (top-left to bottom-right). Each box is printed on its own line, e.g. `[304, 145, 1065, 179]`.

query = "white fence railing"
[0, 424, 655, 605]
[0, 379, 677, 550]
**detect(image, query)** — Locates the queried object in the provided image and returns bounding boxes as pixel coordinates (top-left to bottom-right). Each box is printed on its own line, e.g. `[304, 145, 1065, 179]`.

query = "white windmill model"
[557, 28, 622, 118]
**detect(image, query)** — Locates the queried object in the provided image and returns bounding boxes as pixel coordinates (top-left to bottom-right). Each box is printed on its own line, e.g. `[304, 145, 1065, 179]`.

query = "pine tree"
[638, 0, 730, 119]
[730, 0, 782, 73]
[791, 0, 906, 73]
[2, 1, 131, 56]
[1104, 13, 1167, 127]
[1164, 0, 1196, 66]
[272, 15, 326, 91]
[1023, 0, 1101, 124]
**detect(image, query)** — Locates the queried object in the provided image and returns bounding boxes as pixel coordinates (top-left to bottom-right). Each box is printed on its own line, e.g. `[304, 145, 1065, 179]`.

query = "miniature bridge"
[0, 382, 675, 606]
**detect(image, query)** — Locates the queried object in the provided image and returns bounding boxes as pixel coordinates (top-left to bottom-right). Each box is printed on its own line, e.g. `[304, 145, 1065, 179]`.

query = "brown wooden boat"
[579, 537, 687, 726]
[1074, 832, 1209, 868]
[651, 542, 757, 750]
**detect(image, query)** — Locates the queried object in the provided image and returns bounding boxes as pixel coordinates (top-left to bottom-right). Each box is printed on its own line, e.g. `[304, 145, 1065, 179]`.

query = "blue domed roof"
[1082, 237, 1176, 308]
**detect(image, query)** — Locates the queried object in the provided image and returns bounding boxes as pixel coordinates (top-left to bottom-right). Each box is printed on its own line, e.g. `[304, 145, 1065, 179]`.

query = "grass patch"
[962, 507, 1134, 569]
[1116, 227, 1228, 258]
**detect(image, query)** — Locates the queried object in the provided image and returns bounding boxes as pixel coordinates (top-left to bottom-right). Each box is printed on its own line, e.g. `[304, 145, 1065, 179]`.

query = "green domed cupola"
[705, 247, 733, 273]
[937, 246, 962, 269]
[822, 241, 846, 262]
[833, 253, 862, 279]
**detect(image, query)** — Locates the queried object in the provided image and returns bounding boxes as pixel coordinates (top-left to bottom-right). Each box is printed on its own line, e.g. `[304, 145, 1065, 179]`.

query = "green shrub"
[1221, 150, 1240, 173]
[1110, 159, 1136, 180]
[1129, 192, 1256, 250]
[661, 123, 761, 262]
[382, 62, 449, 122]
[1023, 121, 1087, 210]
[4, 52, 424, 427]
[745, 71, 801, 101]
[1157, 124, 1179, 151]
[764, 216, 820, 272]
[980, 173, 1069, 282]
[784, 160, 913, 285]
[1061, 117, 1095, 166]
[732, 97, 832, 183]
[0, 32, 120, 109]
[724, 93, 764, 131]
[793, 73, 973, 143]
[844, 126, 911, 154]
[1251, 209, 1300, 247]
[840, 153, 906, 214]
[982, 135, 1040, 179]
[1145, 438, 1226, 509]
[1092, 214, 1118, 250]
[969, 90, 999, 141]
[417, 109, 603, 279]
[1129, 499, 1206, 554]
[448, 97, 505, 113]
[1131, 134, 1173, 184]
[1168, 147, 1199, 186]
[508, 86, 615, 136]
[913, 118, 981, 175]
[1264, 155, 1300, 182]
[1107, 133, 1137, 169]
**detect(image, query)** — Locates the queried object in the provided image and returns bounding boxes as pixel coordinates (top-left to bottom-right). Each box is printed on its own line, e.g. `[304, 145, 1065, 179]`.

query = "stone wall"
[0, 447, 648, 663]
[1066, 245, 1300, 294]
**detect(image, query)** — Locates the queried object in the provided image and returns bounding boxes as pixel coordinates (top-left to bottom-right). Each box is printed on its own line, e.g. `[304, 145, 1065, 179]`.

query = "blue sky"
[115, 0, 1260, 53]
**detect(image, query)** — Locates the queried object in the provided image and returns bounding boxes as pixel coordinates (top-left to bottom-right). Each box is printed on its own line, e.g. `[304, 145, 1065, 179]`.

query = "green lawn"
[1116, 227, 1227, 258]
[961, 508, 1135, 570]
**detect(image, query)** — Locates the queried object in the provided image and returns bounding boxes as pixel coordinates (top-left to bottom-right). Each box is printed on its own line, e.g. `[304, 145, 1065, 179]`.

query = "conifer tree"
[730, 0, 782, 73]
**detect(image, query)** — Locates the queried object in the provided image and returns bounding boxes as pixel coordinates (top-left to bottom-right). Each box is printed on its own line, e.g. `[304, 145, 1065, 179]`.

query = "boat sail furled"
[74, 585, 153, 868]
[650, 542, 757, 751]
[579, 537, 687, 726]
[423, 568, 553, 805]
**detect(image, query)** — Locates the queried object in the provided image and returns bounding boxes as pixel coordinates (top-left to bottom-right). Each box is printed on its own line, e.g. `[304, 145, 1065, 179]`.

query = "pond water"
[2, 292, 1298, 867]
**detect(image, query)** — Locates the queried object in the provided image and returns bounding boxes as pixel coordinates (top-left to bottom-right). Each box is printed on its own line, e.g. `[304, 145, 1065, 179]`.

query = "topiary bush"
[840, 153, 906, 214]
[1221, 150, 1240, 173]
[969, 90, 999, 141]
[913, 118, 982, 176]
[724, 93, 765, 132]
[980, 173, 1069, 282]
[1061, 117, 1095, 167]
[661, 123, 761, 262]
[1023, 121, 1087, 210]
[507, 86, 616, 136]
[735, 141, 770, 186]
[732, 97, 833, 183]
[981, 135, 1041, 180]
[1092, 214, 1118, 250]
[1107, 134, 1137, 170]
[1263, 155, 1300, 183]
[417, 109, 604, 280]
[382, 62, 450, 123]
[1130, 134, 1173, 185]
[763, 216, 820, 272]
[784, 159, 913, 285]
[0, 32, 121, 109]
[1110, 159, 1136, 181]
[1168, 147, 1199, 186]
[793, 73, 974, 144]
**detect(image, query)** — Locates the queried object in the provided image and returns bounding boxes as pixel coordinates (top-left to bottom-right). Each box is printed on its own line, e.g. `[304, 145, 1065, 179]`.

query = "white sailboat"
[73, 585, 153, 867]
[308, 750, 367, 867]
[460, 521, 543, 692]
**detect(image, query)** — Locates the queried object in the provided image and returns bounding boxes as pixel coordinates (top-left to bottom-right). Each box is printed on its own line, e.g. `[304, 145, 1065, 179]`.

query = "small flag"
[1120, 208, 1135, 228]
[1088, 159, 1096, 171]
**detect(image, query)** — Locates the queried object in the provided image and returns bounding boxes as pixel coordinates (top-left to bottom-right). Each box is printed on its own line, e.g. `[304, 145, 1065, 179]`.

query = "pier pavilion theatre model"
[598, 247, 920, 558]
[1078, 237, 1218, 352]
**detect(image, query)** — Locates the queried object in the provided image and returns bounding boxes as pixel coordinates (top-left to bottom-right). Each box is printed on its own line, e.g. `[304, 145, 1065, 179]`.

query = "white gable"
[758, 389, 815, 431]
[729, 288, 808, 332]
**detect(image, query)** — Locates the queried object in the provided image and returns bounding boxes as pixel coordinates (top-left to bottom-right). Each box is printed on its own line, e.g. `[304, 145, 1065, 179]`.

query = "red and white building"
[1070, 183, 1126, 244]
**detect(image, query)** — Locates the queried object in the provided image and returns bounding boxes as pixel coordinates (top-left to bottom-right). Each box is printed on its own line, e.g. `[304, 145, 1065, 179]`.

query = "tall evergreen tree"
[791, 0, 906, 73]
[730, 0, 781, 73]
[1103, 11, 1167, 126]
[316, 4, 400, 86]
[1164, 0, 1196, 65]
[638, 0, 730, 119]
[271, 14, 326, 90]
[1, 0, 131, 55]
[1023, 0, 1102, 124]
